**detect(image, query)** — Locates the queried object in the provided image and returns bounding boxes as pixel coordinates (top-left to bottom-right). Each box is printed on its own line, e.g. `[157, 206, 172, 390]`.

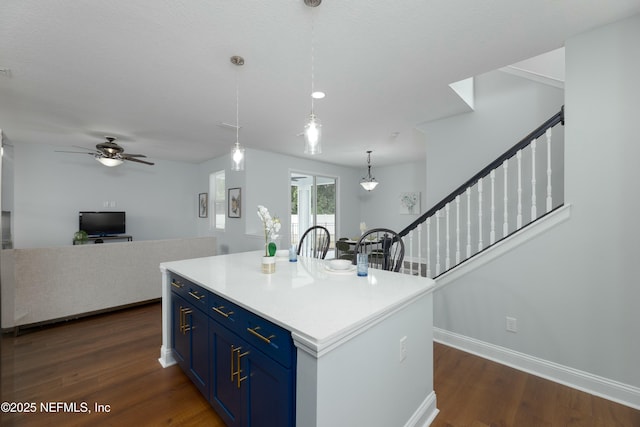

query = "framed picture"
[400, 191, 420, 214]
[228, 187, 241, 218]
[198, 193, 208, 218]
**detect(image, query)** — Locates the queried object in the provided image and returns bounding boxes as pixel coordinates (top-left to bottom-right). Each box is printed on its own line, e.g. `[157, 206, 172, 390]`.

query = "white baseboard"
[434, 327, 640, 410]
[404, 391, 439, 427]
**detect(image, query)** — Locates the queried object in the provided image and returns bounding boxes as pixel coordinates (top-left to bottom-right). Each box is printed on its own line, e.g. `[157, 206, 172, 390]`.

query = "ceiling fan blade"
[122, 153, 147, 158]
[124, 157, 154, 165]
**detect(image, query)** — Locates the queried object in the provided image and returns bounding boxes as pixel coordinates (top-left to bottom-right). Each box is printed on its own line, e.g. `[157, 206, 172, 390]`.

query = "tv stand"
[73, 235, 133, 245]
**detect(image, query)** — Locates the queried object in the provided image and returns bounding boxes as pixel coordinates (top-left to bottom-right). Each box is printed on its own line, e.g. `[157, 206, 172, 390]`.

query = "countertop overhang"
[161, 251, 435, 356]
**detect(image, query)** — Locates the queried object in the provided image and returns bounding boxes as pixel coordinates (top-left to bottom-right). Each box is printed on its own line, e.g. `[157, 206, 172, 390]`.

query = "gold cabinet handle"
[236, 348, 249, 389]
[230, 345, 238, 382]
[188, 291, 206, 301]
[171, 281, 183, 289]
[246, 326, 275, 344]
[212, 306, 234, 318]
[180, 307, 192, 334]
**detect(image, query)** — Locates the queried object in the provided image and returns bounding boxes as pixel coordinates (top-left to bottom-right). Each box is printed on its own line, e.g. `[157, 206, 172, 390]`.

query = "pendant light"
[303, 0, 322, 155]
[230, 55, 245, 171]
[360, 151, 379, 191]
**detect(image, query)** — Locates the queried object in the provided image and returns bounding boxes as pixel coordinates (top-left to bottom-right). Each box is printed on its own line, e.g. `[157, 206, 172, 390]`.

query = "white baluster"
[417, 223, 422, 277]
[477, 178, 483, 251]
[408, 229, 413, 276]
[490, 170, 496, 245]
[445, 203, 451, 271]
[546, 128, 553, 213]
[531, 138, 537, 221]
[517, 150, 523, 229]
[455, 195, 461, 265]
[435, 210, 441, 276]
[503, 159, 509, 237]
[466, 188, 472, 258]
[426, 218, 431, 278]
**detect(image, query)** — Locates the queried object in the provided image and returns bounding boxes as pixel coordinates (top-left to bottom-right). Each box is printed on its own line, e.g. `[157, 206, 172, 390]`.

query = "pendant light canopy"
[360, 151, 379, 191]
[303, 0, 322, 155]
[230, 55, 245, 171]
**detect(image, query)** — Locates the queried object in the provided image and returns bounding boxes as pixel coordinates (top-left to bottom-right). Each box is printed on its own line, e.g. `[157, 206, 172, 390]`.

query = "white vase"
[261, 256, 276, 274]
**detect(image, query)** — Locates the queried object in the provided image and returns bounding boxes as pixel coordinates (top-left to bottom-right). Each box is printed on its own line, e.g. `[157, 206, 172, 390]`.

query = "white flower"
[257, 205, 281, 255]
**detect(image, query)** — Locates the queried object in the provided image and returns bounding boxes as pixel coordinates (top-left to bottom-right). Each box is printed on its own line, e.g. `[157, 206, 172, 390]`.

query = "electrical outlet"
[506, 316, 518, 333]
[399, 336, 407, 362]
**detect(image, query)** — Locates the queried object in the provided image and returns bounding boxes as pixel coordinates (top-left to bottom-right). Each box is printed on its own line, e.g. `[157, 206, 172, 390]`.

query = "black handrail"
[399, 106, 564, 238]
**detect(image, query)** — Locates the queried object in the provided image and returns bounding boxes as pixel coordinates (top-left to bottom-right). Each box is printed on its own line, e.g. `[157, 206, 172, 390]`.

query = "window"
[290, 172, 336, 247]
[210, 170, 225, 230]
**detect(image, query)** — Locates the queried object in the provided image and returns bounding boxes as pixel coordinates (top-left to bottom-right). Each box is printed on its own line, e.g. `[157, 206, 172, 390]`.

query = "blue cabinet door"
[244, 343, 295, 427]
[210, 318, 295, 427]
[172, 292, 209, 399]
[210, 319, 244, 427]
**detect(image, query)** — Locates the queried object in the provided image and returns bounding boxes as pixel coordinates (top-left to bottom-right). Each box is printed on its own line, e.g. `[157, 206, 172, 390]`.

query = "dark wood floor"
[1, 303, 638, 427]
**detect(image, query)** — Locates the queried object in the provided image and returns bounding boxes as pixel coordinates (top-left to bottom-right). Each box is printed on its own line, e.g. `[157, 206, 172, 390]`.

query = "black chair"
[297, 226, 331, 259]
[354, 228, 405, 272]
[336, 238, 355, 261]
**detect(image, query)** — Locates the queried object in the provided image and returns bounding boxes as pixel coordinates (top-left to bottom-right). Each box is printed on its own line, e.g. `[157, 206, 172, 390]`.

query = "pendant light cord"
[236, 69, 240, 145]
[310, 8, 315, 115]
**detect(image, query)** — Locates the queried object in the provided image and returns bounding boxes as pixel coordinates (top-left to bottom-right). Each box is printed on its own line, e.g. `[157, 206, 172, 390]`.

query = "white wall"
[433, 13, 640, 396]
[12, 141, 200, 248]
[358, 160, 427, 234]
[420, 69, 565, 209]
[196, 148, 362, 255]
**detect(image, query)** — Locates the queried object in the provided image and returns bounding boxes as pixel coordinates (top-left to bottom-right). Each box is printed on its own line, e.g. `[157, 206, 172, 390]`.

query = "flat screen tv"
[79, 211, 126, 236]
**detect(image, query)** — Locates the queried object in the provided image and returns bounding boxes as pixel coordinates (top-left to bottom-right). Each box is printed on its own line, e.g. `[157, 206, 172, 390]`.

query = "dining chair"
[354, 228, 405, 272]
[336, 238, 355, 261]
[297, 226, 331, 259]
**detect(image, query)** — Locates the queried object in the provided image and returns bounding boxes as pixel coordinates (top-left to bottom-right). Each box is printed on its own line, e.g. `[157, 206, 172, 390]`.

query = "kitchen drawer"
[241, 309, 295, 369]
[209, 292, 294, 369]
[169, 273, 208, 311]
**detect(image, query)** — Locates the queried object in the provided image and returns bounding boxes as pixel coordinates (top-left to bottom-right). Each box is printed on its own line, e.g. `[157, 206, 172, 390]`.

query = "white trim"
[403, 391, 439, 427]
[434, 328, 640, 410]
[499, 65, 565, 89]
[436, 204, 571, 287]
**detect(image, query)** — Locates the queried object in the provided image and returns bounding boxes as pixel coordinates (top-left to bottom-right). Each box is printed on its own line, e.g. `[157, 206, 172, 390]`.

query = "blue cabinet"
[171, 292, 209, 399]
[170, 273, 296, 427]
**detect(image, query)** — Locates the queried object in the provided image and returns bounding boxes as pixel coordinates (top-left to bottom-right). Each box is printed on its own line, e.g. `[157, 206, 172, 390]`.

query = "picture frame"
[228, 187, 241, 218]
[198, 193, 208, 218]
[399, 191, 420, 214]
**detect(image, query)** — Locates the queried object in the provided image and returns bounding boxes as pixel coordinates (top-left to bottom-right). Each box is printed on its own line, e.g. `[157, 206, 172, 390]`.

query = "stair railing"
[399, 106, 565, 278]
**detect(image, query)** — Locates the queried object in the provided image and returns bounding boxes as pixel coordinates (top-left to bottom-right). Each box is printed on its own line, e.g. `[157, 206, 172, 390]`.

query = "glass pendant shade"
[231, 142, 245, 171]
[304, 114, 322, 154]
[360, 150, 378, 191]
[96, 157, 123, 167]
[360, 180, 379, 191]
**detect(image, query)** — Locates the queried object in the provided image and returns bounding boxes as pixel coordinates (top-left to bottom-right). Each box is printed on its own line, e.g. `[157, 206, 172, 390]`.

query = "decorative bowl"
[326, 259, 353, 270]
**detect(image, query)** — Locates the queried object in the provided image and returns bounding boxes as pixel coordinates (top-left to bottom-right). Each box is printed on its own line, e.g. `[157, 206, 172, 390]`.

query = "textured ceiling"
[1, 1, 639, 167]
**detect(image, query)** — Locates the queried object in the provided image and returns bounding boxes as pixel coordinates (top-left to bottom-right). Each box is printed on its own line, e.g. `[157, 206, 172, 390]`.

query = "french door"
[290, 172, 336, 250]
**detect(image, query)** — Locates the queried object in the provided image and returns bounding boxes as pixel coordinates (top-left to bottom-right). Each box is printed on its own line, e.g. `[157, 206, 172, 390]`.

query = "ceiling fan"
[57, 136, 154, 167]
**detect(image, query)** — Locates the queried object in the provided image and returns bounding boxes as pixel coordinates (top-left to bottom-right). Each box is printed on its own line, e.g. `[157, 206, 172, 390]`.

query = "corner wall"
[432, 13, 640, 406]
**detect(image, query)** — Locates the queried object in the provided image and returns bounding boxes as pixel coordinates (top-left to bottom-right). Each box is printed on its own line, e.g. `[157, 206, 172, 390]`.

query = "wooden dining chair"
[297, 226, 331, 259]
[354, 228, 405, 272]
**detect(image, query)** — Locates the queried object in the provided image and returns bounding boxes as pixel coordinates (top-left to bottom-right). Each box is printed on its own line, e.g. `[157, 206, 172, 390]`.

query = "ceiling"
[1, 1, 639, 168]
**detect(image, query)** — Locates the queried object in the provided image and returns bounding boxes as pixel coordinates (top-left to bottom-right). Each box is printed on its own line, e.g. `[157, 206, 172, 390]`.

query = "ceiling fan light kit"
[360, 150, 379, 191]
[57, 136, 154, 167]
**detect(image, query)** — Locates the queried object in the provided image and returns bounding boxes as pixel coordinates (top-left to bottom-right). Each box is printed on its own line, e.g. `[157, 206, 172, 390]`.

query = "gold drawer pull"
[171, 281, 183, 289]
[212, 306, 234, 318]
[188, 291, 206, 301]
[247, 326, 275, 344]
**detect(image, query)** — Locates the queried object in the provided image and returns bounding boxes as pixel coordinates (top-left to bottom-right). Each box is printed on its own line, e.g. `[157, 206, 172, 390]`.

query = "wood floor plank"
[2, 304, 639, 426]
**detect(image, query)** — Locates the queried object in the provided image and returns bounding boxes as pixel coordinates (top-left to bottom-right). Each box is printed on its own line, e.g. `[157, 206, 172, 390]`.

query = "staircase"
[399, 107, 565, 278]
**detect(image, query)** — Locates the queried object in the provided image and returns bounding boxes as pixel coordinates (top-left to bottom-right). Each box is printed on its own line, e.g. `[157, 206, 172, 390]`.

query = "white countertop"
[161, 251, 434, 355]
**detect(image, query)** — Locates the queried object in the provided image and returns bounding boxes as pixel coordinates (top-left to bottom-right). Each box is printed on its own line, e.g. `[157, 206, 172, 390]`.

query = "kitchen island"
[159, 251, 437, 427]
